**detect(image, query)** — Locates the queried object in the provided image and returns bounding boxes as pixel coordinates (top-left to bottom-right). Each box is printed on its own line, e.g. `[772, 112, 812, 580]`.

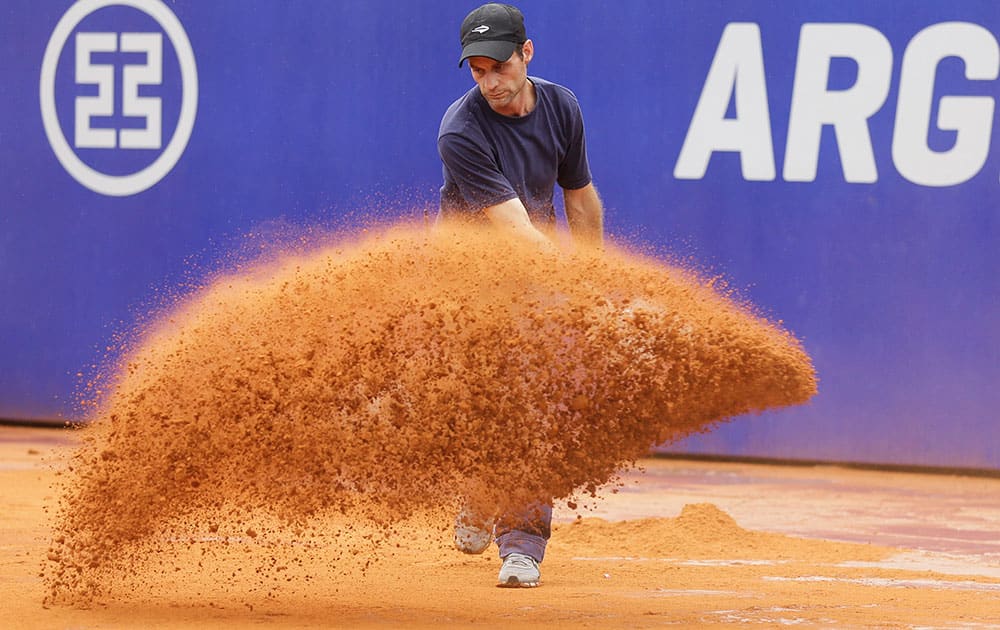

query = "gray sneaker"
[497, 553, 541, 588]
[454, 511, 494, 554]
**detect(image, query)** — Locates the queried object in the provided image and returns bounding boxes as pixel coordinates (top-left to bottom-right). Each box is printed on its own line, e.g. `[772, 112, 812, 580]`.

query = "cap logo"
[471, 25, 490, 34]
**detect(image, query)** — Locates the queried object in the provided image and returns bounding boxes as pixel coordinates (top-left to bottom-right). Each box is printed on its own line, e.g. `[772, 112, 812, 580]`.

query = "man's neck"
[494, 79, 536, 118]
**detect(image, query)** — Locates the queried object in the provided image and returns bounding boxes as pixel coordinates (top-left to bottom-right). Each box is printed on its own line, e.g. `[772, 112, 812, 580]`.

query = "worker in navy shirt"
[438, 3, 605, 588]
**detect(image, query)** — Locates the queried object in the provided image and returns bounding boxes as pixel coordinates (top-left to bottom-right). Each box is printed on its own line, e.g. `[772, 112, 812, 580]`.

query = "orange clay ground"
[3, 425, 999, 628]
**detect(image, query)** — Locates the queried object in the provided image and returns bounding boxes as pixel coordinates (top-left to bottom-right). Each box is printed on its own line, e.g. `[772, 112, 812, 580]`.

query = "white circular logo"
[39, 0, 198, 197]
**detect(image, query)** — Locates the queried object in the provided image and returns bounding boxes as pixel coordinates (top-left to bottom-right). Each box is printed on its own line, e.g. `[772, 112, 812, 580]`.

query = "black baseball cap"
[458, 3, 526, 67]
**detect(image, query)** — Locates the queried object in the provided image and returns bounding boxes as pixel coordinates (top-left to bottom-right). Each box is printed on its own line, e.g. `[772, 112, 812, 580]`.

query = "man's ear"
[522, 39, 534, 64]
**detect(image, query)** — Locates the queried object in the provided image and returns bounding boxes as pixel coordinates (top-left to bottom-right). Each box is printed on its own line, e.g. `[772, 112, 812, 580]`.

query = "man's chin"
[484, 93, 510, 107]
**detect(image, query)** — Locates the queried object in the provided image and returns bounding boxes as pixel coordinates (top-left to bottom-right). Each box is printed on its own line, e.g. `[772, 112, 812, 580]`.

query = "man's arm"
[563, 183, 604, 248]
[483, 198, 555, 251]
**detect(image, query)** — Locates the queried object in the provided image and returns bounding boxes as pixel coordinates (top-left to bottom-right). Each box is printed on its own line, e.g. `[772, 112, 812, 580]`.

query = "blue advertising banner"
[2, 1, 998, 468]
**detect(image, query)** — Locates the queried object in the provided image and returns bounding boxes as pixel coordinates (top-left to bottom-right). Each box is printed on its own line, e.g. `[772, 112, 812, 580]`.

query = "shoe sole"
[455, 541, 492, 554]
[454, 516, 494, 555]
[497, 576, 540, 588]
[454, 530, 492, 555]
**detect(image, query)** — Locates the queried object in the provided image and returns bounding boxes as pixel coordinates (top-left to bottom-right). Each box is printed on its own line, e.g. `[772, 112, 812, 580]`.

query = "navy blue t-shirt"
[438, 77, 592, 227]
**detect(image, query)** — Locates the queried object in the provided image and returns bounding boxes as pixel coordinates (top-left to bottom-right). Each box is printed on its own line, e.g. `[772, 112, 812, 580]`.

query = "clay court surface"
[3, 425, 999, 628]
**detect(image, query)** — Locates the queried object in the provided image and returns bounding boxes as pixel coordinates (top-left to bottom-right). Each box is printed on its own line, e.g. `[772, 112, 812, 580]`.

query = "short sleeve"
[438, 133, 519, 211]
[557, 96, 592, 190]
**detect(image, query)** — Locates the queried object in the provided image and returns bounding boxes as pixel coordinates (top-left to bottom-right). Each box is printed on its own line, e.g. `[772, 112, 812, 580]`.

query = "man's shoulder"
[531, 76, 581, 109]
[439, 86, 482, 140]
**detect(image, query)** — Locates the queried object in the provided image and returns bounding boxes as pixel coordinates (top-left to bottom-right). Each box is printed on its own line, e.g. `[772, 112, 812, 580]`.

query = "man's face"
[467, 41, 532, 113]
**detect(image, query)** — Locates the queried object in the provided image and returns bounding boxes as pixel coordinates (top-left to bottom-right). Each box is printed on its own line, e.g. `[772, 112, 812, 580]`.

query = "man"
[437, 3, 605, 588]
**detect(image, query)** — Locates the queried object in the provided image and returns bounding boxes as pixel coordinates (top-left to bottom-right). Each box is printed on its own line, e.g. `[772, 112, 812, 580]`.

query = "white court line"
[763, 575, 1000, 592]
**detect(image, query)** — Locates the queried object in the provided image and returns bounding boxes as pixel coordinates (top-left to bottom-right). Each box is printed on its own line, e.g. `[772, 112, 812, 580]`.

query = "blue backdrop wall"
[2, 1, 998, 469]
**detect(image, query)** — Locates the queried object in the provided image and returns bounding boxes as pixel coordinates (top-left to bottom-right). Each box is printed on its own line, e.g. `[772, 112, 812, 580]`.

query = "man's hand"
[483, 198, 556, 252]
[563, 183, 604, 248]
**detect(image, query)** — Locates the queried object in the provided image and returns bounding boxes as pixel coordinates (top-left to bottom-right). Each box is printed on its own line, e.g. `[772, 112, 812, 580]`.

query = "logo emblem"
[39, 0, 198, 197]
[472, 25, 490, 34]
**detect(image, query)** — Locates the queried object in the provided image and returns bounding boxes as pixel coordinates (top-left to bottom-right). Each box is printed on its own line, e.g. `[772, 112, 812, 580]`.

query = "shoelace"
[506, 554, 536, 569]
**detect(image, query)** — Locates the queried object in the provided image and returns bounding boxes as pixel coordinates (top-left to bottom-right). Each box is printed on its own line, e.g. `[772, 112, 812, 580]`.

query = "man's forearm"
[564, 183, 604, 247]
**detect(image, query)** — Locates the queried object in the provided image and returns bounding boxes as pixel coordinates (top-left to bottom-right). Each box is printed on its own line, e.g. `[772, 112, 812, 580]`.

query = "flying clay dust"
[43, 220, 817, 605]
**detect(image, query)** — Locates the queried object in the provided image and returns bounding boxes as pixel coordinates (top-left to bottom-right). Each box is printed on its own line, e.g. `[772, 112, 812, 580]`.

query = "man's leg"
[495, 503, 551, 587]
[495, 502, 551, 562]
